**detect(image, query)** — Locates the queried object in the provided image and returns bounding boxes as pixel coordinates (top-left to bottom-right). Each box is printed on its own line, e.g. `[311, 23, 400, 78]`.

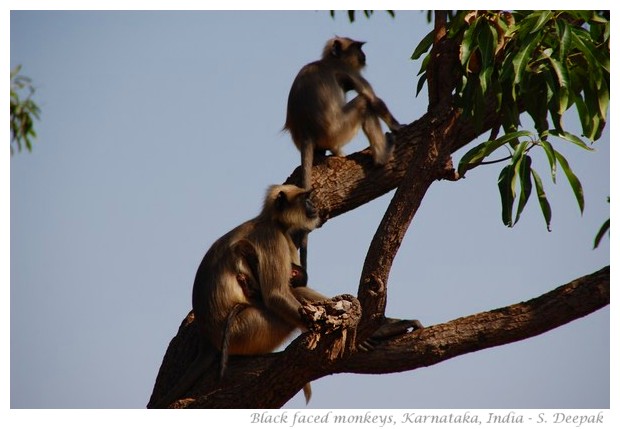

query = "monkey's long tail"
[220, 303, 250, 379]
[303, 383, 312, 404]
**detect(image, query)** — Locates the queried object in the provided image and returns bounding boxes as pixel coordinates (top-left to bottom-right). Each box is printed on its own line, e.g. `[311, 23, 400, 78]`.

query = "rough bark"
[148, 267, 609, 408]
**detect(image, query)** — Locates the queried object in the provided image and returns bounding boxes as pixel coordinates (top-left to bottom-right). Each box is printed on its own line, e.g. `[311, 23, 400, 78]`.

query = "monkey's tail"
[220, 303, 250, 379]
[303, 382, 312, 404]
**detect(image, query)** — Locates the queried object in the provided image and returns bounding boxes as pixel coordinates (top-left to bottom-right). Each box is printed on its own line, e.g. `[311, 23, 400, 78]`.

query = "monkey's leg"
[299, 233, 308, 270]
[362, 114, 392, 165]
[340, 96, 391, 165]
[226, 306, 294, 355]
[300, 138, 314, 191]
[291, 285, 329, 302]
[361, 93, 402, 132]
[298, 139, 315, 269]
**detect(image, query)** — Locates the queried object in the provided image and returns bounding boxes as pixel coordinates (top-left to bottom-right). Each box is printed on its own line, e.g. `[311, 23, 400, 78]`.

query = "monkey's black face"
[304, 194, 318, 220]
[356, 47, 366, 66]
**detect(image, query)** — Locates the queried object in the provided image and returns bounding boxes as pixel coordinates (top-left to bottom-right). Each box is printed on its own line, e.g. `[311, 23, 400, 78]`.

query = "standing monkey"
[284, 36, 402, 267]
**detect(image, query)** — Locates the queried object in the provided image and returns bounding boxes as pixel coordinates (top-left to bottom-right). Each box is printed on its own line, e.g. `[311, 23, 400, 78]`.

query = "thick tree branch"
[356, 106, 460, 338]
[341, 266, 609, 374]
[427, 11, 460, 109]
[149, 266, 609, 408]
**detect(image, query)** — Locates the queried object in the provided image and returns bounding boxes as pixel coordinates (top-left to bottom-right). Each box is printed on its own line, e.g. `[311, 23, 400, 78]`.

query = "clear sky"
[8, 7, 611, 411]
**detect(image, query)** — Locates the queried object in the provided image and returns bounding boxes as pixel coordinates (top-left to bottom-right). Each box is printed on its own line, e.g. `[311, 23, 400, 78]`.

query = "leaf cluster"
[11, 65, 41, 155]
[412, 11, 609, 231]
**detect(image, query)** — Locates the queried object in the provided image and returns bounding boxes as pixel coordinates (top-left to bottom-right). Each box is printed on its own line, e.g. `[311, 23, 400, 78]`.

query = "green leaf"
[522, 74, 549, 134]
[538, 139, 557, 182]
[416, 72, 427, 97]
[529, 10, 553, 34]
[447, 11, 469, 38]
[514, 155, 533, 225]
[531, 168, 552, 231]
[545, 130, 594, 151]
[417, 50, 430, 75]
[547, 56, 569, 89]
[540, 68, 564, 132]
[565, 10, 593, 21]
[512, 139, 528, 160]
[573, 93, 594, 141]
[458, 142, 487, 176]
[555, 150, 585, 214]
[582, 82, 604, 141]
[513, 32, 543, 85]
[571, 30, 604, 80]
[460, 18, 479, 67]
[479, 65, 491, 95]
[556, 19, 571, 61]
[411, 29, 435, 60]
[477, 20, 497, 70]
[498, 163, 517, 227]
[593, 219, 610, 249]
[492, 130, 535, 147]
[458, 130, 535, 176]
[497, 141, 528, 227]
[597, 73, 610, 123]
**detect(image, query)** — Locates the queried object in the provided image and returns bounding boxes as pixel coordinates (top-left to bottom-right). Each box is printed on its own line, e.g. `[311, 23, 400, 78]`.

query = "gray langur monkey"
[284, 36, 403, 268]
[149, 185, 327, 408]
[149, 185, 422, 408]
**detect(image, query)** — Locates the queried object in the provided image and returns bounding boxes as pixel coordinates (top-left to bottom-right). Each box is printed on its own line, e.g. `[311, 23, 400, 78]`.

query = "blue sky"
[8, 8, 611, 411]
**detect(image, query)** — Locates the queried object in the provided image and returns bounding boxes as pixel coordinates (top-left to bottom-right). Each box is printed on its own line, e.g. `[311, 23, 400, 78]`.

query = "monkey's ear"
[275, 191, 288, 212]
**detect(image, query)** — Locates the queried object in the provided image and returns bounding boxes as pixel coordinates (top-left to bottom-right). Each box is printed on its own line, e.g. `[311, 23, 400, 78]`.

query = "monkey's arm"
[339, 70, 401, 131]
[256, 235, 307, 328]
[292, 285, 328, 302]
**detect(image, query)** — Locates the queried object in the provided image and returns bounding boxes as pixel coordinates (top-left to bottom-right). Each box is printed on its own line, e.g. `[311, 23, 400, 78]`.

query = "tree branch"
[149, 266, 609, 408]
[340, 266, 609, 374]
[356, 105, 460, 339]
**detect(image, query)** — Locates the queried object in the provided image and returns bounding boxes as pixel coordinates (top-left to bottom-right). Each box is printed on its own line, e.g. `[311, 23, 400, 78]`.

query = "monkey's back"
[285, 61, 350, 150]
[192, 221, 253, 342]
[192, 219, 296, 353]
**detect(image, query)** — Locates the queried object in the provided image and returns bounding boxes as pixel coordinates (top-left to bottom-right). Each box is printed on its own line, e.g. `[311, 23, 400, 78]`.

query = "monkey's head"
[322, 37, 366, 70]
[263, 184, 319, 234]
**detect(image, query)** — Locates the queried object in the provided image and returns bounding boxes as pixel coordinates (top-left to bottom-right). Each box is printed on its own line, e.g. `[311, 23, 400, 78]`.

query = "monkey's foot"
[358, 318, 423, 352]
[383, 131, 397, 163]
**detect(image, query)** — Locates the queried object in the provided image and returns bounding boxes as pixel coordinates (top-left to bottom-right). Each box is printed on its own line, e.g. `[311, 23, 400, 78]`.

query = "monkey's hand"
[388, 122, 403, 132]
[358, 318, 423, 352]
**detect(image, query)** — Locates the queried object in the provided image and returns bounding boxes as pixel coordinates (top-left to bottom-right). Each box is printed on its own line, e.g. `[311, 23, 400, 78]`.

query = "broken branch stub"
[300, 294, 361, 360]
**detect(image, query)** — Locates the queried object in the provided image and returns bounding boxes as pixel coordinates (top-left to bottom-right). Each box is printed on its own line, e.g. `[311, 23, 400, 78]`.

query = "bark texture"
[148, 267, 609, 408]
